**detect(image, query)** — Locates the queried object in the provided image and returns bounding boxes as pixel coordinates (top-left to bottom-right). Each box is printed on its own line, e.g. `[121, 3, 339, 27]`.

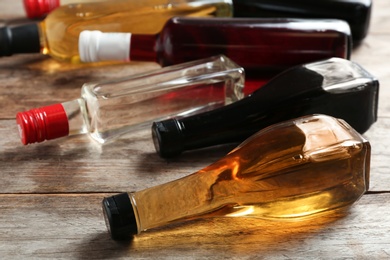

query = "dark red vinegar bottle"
[232, 0, 372, 45]
[79, 17, 351, 74]
[151, 57, 379, 158]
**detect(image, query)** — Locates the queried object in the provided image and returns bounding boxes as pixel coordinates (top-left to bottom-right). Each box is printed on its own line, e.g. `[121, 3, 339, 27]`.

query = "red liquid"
[130, 17, 351, 73]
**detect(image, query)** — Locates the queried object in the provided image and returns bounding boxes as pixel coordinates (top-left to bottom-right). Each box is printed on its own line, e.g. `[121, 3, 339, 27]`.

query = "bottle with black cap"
[103, 114, 371, 239]
[0, 0, 233, 62]
[232, 0, 372, 45]
[22, 0, 372, 44]
[0, 24, 41, 57]
[151, 57, 379, 158]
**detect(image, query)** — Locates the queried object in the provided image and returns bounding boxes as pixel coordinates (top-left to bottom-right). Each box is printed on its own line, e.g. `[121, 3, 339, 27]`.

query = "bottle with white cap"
[79, 17, 352, 72]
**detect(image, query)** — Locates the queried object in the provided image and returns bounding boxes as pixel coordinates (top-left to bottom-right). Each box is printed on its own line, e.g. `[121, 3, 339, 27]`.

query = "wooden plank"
[0, 193, 389, 259]
[369, 0, 390, 35]
[0, 116, 386, 193]
[0, 45, 387, 119]
[0, 56, 159, 119]
[352, 35, 390, 118]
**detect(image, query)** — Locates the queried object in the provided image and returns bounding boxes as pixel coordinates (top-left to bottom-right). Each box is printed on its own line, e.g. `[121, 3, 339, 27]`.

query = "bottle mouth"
[152, 120, 184, 158]
[16, 103, 69, 145]
[102, 193, 138, 240]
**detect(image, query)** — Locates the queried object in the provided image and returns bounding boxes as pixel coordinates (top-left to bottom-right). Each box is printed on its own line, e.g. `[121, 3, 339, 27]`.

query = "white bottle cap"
[79, 30, 131, 63]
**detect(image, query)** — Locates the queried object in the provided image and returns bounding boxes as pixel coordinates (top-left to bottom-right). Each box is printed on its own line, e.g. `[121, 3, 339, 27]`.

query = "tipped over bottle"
[103, 114, 371, 239]
[23, 0, 372, 44]
[1, 0, 232, 62]
[152, 57, 379, 158]
[232, 0, 372, 44]
[79, 17, 351, 71]
[16, 56, 245, 145]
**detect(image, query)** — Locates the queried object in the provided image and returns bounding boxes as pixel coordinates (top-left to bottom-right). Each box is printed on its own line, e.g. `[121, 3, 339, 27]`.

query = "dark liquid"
[232, 0, 372, 44]
[130, 17, 350, 72]
[152, 58, 378, 157]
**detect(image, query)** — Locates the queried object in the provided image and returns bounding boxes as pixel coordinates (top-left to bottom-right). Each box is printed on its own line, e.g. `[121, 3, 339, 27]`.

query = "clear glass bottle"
[0, 0, 232, 62]
[79, 17, 351, 72]
[102, 114, 371, 239]
[152, 57, 379, 158]
[16, 55, 244, 145]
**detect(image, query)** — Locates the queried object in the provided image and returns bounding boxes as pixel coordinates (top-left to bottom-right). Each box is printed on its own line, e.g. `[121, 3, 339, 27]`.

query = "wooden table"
[1, 1, 390, 258]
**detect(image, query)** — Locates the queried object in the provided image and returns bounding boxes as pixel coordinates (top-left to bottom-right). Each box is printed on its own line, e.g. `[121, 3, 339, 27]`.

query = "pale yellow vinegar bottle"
[0, 0, 232, 62]
[102, 114, 370, 239]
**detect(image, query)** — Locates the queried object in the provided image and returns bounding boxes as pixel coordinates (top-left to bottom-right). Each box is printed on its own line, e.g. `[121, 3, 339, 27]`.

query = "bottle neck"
[130, 170, 227, 232]
[129, 34, 158, 62]
[0, 23, 42, 56]
[61, 99, 88, 136]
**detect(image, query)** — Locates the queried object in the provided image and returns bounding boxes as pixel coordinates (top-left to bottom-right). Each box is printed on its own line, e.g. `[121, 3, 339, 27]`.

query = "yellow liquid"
[130, 115, 370, 232]
[40, 0, 232, 63]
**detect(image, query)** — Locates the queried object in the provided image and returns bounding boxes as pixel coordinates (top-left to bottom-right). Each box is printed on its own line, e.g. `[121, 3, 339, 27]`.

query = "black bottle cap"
[102, 193, 138, 240]
[0, 23, 41, 56]
[152, 119, 184, 158]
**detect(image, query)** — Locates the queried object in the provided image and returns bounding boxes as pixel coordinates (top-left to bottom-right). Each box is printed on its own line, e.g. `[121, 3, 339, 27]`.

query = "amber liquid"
[130, 115, 370, 232]
[40, 0, 232, 63]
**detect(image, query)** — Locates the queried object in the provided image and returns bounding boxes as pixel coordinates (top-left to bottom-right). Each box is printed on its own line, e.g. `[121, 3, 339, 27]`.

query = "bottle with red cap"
[23, 0, 107, 19]
[16, 55, 245, 145]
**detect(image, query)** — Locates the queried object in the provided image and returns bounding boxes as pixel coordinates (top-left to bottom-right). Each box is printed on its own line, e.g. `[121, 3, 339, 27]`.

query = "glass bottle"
[79, 17, 351, 72]
[102, 114, 371, 239]
[23, 0, 371, 44]
[152, 57, 379, 158]
[23, 0, 109, 19]
[16, 55, 244, 145]
[0, 0, 232, 62]
[232, 0, 372, 44]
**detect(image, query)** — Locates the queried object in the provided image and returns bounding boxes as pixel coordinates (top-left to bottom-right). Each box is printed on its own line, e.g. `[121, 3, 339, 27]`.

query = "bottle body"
[232, 0, 372, 44]
[103, 115, 371, 239]
[40, 0, 232, 63]
[16, 56, 245, 145]
[156, 18, 351, 70]
[152, 57, 379, 157]
[79, 17, 351, 73]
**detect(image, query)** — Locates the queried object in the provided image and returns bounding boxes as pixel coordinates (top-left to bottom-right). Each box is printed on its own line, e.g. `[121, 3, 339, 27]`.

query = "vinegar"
[102, 115, 370, 239]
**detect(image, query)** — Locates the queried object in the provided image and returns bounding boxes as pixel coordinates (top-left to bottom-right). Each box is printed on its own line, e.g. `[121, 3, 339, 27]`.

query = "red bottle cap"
[23, 0, 60, 19]
[16, 103, 69, 145]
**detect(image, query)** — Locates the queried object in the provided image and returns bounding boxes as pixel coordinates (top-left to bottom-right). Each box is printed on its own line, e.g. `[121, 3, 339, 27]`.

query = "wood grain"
[0, 0, 390, 258]
[0, 193, 389, 259]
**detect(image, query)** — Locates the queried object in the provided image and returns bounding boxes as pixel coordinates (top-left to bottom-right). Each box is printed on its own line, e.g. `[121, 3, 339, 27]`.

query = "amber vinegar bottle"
[0, 0, 232, 62]
[103, 114, 371, 239]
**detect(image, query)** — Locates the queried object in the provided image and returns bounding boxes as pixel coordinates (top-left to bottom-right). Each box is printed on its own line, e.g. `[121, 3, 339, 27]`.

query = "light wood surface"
[1, 1, 390, 258]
